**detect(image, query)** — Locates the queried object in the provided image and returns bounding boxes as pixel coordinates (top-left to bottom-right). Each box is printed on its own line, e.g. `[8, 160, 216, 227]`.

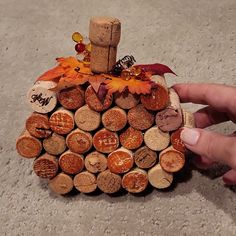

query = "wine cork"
[85, 151, 107, 173]
[85, 85, 113, 112]
[102, 107, 127, 131]
[59, 150, 84, 175]
[93, 128, 119, 153]
[144, 126, 170, 151]
[49, 108, 74, 135]
[74, 105, 101, 131]
[156, 108, 182, 132]
[159, 146, 185, 173]
[168, 88, 181, 110]
[89, 17, 121, 73]
[74, 171, 97, 193]
[114, 91, 140, 109]
[33, 153, 58, 179]
[128, 104, 154, 130]
[48, 173, 74, 195]
[25, 113, 51, 138]
[148, 164, 173, 189]
[134, 146, 157, 169]
[119, 127, 143, 150]
[182, 110, 195, 128]
[141, 75, 169, 111]
[58, 86, 85, 110]
[107, 147, 134, 174]
[43, 133, 66, 155]
[16, 130, 42, 158]
[171, 128, 186, 153]
[27, 81, 57, 113]
[155, 88, 182, 132]
[66, 129, 92, 154]
[122, 168, 148, 193]
[97, 170, 121, 194]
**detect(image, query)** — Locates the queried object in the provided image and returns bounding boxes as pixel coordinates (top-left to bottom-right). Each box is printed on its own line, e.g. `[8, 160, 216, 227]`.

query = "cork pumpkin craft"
[16, 17, 195, 195]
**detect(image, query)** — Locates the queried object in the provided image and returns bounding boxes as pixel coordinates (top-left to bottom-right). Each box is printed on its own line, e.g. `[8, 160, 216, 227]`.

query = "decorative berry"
[75, 43, 86, 54]
[72, 32, 83, 43]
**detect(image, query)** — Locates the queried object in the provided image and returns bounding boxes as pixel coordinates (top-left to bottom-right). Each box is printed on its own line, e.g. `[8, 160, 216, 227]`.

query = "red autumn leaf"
[135, 63, 177, 76]
[37, 66, 64, 82]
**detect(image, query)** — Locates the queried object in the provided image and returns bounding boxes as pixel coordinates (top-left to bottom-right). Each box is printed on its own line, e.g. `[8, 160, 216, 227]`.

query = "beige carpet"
[0, 0, 236, 235]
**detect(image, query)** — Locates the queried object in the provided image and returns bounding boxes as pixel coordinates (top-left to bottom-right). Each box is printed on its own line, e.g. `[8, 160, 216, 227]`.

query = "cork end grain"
[122, 169, 148, 193]
[120, 127, 143, 150]
[59, 151, 84, 175]
[144, 126, 170, 151]
[16, 131, 42, 158]
[33, 153, 58, 179]
[85, 151, 107, 173]
[26, 113, 51, 138]
[102, 107, 127, 131]
[48, 173, 74, 195]
[27, 81, 57, 114]
[43, 133, 66, 156]
[156, 108, 182, 132]
[66, 129, 93, 154]
[49, 109, 74, 135]
[74, 171, 97, 193]
[114, 91, 140, 109]
[93, 128, 119, 153]
[107, 147, 134, 174]
[97, 170, 121, 194]
[74, 105, 101, 132]
[134, 146, 157, 169]
[159, 147, 185, 173]
[148, 164, 173, 189]
[58, 86, 85, 110]
[171, 128, 186, 153]
[128, 104, 154, 130]
[141, 76, 169, 111]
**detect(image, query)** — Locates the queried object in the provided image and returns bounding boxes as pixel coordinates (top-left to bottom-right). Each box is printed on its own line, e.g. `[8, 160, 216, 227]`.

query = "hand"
[172, 83, 236, 185]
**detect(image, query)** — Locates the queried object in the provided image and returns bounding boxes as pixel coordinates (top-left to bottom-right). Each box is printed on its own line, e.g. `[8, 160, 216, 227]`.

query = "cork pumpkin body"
[16, 17, 194, 195]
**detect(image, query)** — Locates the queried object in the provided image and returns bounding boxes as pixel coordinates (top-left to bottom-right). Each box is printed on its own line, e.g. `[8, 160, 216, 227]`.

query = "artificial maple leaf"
[104, 77, 152, 95]
[135, 63, 177, 76]
[57, 57, 92, 75]
[88, 75, 106, 93]
[50, 73, 89, 92]
[37, 66, 64, 82]
[104, 77, 128, 94]
[127, 78, 152, 94]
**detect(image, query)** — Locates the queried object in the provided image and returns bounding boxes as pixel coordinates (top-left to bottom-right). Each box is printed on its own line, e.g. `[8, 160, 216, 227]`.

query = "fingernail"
[180, 128, 200, 145]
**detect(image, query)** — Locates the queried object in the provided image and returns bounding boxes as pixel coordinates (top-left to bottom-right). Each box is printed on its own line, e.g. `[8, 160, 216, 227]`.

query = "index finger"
[172, 83, 236, 115]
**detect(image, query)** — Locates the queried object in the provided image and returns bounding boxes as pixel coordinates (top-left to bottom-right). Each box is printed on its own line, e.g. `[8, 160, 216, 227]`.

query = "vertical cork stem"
[89, 17, 121, 73]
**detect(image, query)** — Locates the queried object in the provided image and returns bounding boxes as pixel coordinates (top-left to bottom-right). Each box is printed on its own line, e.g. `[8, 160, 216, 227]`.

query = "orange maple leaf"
[104, 76, 152, 95]
[37, 66, 64, 82]
[50, 73, 90, 92]
[57, 57, 92, 75]
[127, 78, 152, 94]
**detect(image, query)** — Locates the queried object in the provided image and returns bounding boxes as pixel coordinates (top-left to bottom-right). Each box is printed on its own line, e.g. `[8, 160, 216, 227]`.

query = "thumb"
[180, 128, 236, 169]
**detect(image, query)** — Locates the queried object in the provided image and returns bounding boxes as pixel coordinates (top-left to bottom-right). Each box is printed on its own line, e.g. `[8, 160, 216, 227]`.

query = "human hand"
[172, 83, 236, 185]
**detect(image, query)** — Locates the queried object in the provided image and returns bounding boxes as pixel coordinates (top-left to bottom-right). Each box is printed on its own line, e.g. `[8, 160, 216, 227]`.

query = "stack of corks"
[16, 17, 195, 195]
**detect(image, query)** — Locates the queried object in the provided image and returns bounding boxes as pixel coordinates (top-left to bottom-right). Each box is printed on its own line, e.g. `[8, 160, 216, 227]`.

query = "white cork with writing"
[27, 81, 57, 114]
